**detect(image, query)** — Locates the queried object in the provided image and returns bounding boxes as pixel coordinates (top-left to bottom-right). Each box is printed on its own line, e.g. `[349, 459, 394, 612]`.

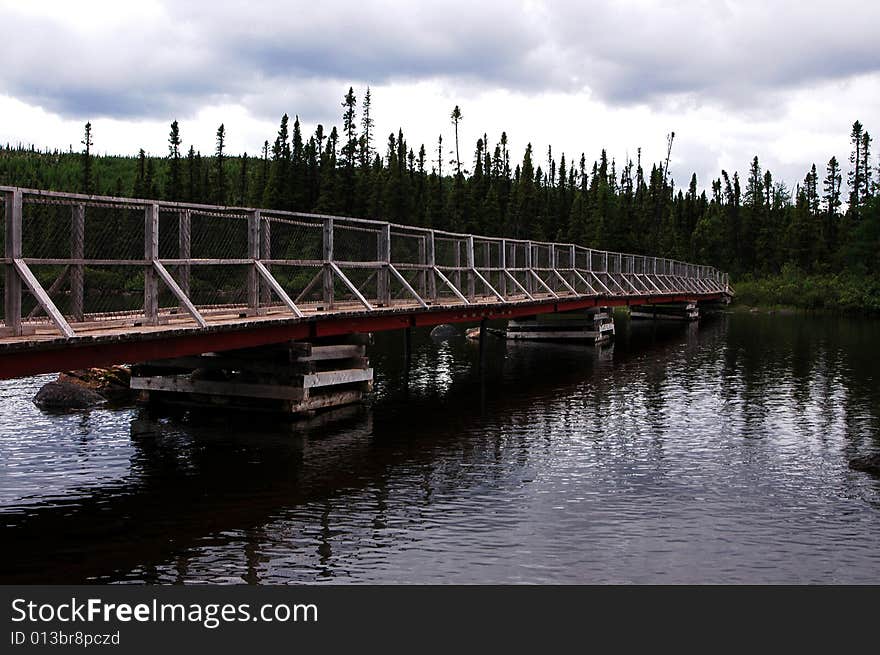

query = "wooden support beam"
[298, 344, 365, 361]
[254, 260, 305, 318]
[131, 375, 305, 401]
[589, 271, 613, 295]
[471, 268, 505, 302]
[500, 239, 507, 297]
[71, 203, 84, 321]
[552, 269, 578, 295]
[4, 189, 22, 335]
[417, 237, 427, 297]
[26, 265, 70, 319]
[144, 203, 159, 325]
[323, 217, 334, 308]
[247, 210, 260, 311]
[178, 209, 191, 307]
[378, 223, 390, 305]
[426, 231, 437, 300]
[432, 266, 469, 304]
[153, 261, 208, 328]
[388, 263, 428, 308]
[525, 240, 533, 294]
[329, 262, 373, 310]
[13, 259, 75, 337]
[466, 235, 476, 300]
[504, 269, 534, 300]
[260, 214, 271, 305]
[301, 367, 374, 389]
[294, 269, 324, 304]
[528, 268, 558, 298]
[571, 269, 598, 295]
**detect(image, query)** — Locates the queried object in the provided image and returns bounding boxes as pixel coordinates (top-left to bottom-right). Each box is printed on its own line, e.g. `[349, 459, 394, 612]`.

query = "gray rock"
[430, 324, 460, 340]
[34, 380, 105, 410]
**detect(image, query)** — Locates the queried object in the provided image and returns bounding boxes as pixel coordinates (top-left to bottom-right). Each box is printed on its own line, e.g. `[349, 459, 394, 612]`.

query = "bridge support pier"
[630, 302, 699, 321]
[130, 335, 373, 416]
[502, 308, 614, 344]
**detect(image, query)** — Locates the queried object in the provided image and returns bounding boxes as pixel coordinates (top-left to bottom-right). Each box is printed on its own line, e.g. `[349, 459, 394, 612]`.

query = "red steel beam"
[0, 293, 725, 380]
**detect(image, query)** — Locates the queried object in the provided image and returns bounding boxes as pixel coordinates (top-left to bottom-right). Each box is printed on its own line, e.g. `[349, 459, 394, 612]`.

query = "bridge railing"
[0, 186, 730, 338]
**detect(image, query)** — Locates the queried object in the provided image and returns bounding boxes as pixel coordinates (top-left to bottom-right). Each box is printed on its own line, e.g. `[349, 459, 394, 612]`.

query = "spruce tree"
[848, 120, 864, 213]
[823, 156, 842, 253]
[167, 120, 182, 200]
[450, 105, 463, 175]
[80, 122, 93, 195]
[359, 87, 374, 168]
[213, 123, 227, 204]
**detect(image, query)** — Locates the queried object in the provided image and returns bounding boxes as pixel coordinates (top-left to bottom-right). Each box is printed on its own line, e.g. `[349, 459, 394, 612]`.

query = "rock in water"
[33, 381, 105, 410]
[430, 324, 460, 340]
[57, 366, 133, 402]
[850, 455, 880, 477]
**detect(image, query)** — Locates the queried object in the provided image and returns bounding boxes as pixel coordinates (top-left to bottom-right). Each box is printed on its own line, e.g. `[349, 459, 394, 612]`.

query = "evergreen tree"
[213, 123, 227, 204]
[237, 153, 248, 205]
[450, 105, 463, 175]
[133, 148, 146, 198]
[340, 89, 357, 213]
[80, 122, 93, 195]
[359, 87, 375, 168]
[823, 156, 842, 253]
[264, 114, 290, 209]
[166, 120, 182, 200]
[848, 120, 864, 214]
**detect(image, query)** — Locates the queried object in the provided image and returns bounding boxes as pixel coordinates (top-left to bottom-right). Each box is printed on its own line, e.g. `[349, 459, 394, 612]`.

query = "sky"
[1, 0, 879, 193]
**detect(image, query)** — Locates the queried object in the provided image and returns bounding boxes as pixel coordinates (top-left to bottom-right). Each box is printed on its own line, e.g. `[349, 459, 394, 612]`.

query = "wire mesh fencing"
[0, 186, 730, 338]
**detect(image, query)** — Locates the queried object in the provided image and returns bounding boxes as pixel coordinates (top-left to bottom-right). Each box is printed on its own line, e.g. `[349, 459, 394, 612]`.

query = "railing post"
[144, 203, 159, 325]
[247, 210, 260, 312]
[525, 240, 533, 294]
[500, 239, 507, 298]
[483, 241, 491, 296]
[418, 235, 427, 298]
[378, 223, 391, 305]
[466, 235, 475, 300]
[569, 245, 576, 290]
[179, 209, 191, 305]
[427, 230, 437, 301]
[322, 217, 334, 308]
[453, 239, 462, 291]
[260, 213, 271, 305]
[71, 204, 84, 322]
[4, 189, 22, 335]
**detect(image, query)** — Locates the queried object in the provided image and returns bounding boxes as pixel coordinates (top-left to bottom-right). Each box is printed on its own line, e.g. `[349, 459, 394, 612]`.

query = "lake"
[1, 311, 878, 583]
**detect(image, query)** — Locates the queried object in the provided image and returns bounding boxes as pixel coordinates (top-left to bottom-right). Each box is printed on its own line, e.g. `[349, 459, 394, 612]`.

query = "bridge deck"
[1, 187, 730, 379]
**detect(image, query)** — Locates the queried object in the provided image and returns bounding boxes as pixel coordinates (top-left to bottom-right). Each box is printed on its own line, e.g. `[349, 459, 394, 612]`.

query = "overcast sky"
[2, 0, 879, 192]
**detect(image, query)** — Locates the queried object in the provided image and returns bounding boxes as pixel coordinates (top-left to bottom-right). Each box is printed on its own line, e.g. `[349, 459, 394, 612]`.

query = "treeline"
[2, 87, 879, 285]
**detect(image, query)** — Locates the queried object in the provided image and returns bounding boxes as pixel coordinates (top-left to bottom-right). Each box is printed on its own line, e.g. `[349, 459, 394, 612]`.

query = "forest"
[2, 87, 879, 312]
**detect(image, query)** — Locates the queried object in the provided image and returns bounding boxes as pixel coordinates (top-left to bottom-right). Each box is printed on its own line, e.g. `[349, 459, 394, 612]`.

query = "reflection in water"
[1, 313, 879, 583]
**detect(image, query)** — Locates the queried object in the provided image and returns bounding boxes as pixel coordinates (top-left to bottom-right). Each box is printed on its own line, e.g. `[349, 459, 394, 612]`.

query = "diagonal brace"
[528, 269, 558, 298]
[329, 262, 374, 310]
[471, 268, 506, 302]
[432, 267, 469, 304]
[13, 259, 75, 337]
[504, 270, 534, 300]
[153, 261, 208, 328]
[388, 263, 428, 308]
[255, 260, 305, 318]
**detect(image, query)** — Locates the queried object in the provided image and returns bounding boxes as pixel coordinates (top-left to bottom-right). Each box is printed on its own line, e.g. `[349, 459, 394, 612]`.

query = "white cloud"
[1, 0, 879, 191]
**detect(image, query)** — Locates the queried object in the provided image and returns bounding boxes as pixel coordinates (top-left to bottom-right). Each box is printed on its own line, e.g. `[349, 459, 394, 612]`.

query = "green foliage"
[734, 265, 880, 314]
[1, 96, 878, 311]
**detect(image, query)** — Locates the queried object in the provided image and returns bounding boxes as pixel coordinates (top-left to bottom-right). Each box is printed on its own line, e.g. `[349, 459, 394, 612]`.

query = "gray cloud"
[4, 0, 878, 123]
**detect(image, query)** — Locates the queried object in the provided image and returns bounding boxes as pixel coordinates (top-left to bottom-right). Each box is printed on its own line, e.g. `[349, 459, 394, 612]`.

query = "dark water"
[1, 312, 879, 584]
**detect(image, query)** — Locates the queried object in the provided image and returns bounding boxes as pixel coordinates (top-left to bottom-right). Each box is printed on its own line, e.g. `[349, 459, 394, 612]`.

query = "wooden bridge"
[0, 186, 730, 380]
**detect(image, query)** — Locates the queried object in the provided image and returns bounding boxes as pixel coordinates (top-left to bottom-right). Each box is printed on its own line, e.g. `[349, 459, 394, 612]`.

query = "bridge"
[0, 186, 730, 383]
